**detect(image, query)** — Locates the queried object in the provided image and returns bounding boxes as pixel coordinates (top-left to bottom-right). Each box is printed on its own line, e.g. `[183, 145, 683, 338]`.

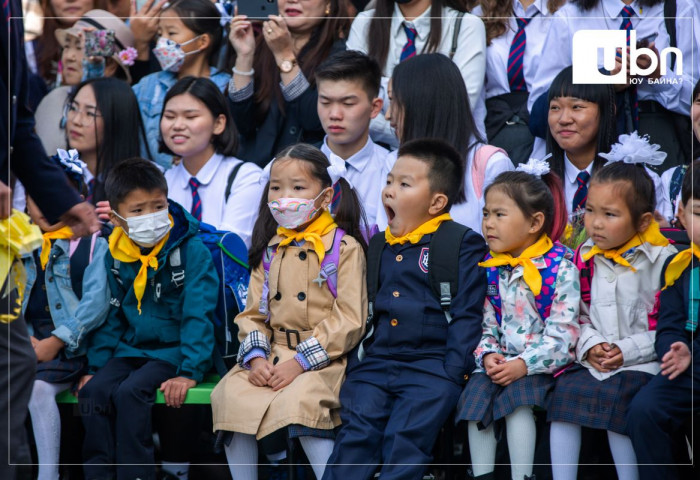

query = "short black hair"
[315, 50, 381, 99]
[105, 157, 168, 209]
[681, 160, 700, 205]
[397, 138, 463, 210]
[591, 162, 655, 227]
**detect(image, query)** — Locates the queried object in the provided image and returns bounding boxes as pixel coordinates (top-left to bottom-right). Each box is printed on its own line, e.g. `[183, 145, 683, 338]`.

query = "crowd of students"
[5, 0, 700, 479]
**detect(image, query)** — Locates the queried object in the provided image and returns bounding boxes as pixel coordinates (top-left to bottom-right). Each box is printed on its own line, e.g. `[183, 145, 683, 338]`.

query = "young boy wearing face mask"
[77, 158, 219, 480]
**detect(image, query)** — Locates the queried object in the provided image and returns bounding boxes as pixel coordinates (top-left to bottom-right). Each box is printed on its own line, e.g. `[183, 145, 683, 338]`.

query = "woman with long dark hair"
[228, 0, 350, 166]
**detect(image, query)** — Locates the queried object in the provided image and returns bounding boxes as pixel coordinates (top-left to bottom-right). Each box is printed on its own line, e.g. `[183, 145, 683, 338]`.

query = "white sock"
[28, 380, 71, 480]
[161, 461, 190, 479]
[468, 421, 497, 476]
[549, 421, 581, 480]
[298, 436, 335, 479]
[607, 430, 639, 480]
[225, 433, 258, 480]
[505, 406, 536, 479]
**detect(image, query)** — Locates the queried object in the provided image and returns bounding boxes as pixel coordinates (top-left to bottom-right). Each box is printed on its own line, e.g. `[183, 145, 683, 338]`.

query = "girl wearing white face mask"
[210, 144, 368, 480]
[132, 0, 230, 170]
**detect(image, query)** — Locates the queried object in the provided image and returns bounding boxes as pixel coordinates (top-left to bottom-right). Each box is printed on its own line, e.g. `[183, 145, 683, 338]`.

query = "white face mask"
[113, 209, 172, 247]
[152, 36, 202, 73]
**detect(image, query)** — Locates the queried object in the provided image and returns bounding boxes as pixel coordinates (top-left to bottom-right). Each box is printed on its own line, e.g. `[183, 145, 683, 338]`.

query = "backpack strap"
[483, 253, 503, 325]
[169, 247, 185, 288]
[428, 221, 469, 324]
[534, 243, 569, 320]
[573, 243, 593, 308]
[664, 0, 677, 71]
[316, 228, 345, 299]
[669, 165, 687, 215]
[357, 232, 386, 361]
[259, 245, 277, 320]
[69, 235, 94, 300]
[225, 161, 245, 202]
[471, 145, 506, 199]
[449, 12, 465, 60]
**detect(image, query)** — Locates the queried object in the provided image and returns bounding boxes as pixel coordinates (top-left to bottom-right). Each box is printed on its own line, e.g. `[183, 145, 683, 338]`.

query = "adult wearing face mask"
[132, 0, 230, 170]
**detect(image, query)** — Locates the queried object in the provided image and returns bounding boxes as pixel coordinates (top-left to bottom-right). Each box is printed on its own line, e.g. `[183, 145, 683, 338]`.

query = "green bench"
[55, 374, 221, 405]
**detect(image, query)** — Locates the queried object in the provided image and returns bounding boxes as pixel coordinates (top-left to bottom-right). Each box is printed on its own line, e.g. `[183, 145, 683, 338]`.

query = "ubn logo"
[572, 30, 683, 84]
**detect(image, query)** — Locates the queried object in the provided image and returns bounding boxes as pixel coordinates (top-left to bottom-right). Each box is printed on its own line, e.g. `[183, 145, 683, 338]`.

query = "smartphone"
[238, 0, 278, 19]
[636, 32, 658, 48]
[84, 29, 116, 57]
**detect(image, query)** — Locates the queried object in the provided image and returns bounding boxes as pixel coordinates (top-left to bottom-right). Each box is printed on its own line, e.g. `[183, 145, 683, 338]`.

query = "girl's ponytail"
[333, 178, 369, 254]
[541, 172, 568, 241]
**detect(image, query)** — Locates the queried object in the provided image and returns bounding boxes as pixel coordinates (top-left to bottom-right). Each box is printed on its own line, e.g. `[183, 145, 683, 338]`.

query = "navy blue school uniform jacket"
[656, 258, 699, 359]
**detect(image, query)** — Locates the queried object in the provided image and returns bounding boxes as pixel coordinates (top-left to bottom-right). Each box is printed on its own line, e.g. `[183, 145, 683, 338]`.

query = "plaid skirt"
[547, 365, 653, 434]
[455, 372, 554, 428]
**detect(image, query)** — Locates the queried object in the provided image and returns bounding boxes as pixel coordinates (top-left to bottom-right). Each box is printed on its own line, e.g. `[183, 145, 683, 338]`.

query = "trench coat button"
[396, 255, 403, 262]
[55, 303, 62, 310]
[390, 318, 398, 326]
[274, 292, 282, 301]
[297, 292, 306, 301]
[392, 291, 400, 298]
[299, 251, 307, 260]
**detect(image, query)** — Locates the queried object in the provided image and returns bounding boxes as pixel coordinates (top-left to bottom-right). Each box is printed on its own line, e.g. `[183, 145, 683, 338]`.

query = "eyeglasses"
[64, 103, 102, 122]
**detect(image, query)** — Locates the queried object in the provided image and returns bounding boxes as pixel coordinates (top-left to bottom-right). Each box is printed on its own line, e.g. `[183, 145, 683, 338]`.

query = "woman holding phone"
[228, 0, 350, 166]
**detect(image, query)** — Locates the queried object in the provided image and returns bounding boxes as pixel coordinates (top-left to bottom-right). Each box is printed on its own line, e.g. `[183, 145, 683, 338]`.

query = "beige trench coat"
[211, 230, 367, 438]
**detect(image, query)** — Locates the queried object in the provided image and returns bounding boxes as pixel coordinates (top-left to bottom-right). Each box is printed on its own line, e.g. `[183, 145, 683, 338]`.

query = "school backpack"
[358, 221, 469, 360]
[259, 228, 346, 319]
[484, 242, 571, 325]
[668, 164, 688, 216]
[471, 145, 507, 199]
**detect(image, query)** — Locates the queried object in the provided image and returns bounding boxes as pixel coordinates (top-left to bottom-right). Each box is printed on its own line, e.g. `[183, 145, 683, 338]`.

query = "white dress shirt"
[528, 0, 694, 116]
[164, 153, 264, 247]
[374, 143, 514, 236]
[320, 136, 389, 228]
[347, 4, 487, 147]
[473, 0, 553, 99]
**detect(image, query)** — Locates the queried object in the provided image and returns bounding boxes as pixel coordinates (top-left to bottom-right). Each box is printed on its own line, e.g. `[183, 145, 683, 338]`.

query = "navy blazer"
[656, 258, 699, 360]
[1, 1, 81, 223]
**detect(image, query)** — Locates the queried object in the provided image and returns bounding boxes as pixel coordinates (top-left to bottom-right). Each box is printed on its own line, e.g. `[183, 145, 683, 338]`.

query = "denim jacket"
[132, 68, 231, 170]
[22, 235, 111, 357]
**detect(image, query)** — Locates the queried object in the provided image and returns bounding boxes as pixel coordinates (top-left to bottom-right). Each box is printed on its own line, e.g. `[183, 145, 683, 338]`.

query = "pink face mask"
[268, 189, 330, 229]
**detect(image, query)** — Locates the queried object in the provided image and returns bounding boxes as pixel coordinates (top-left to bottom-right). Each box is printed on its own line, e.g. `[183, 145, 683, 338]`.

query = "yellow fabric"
[582, 220, 670, 272]
[40, 226, 74, 270]
[277, 210, 338, 262]
[385, 213, 452, 245]
[109, 224, 170, 314]
[479, 234, 554, 296]
[0, 211, 43, 323]
[663, 243, 700, 290]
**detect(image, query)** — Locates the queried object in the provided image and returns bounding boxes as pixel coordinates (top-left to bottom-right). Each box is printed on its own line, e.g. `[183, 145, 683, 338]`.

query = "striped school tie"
[330, 181, 342, 213]
[571, 171, 590, 213]
[400, 23, 417, 62]
[188, 177, 202, 221]
[86, 178, 96, 204]
[507, 17, 532, 92]
[620, 6, 638, 130]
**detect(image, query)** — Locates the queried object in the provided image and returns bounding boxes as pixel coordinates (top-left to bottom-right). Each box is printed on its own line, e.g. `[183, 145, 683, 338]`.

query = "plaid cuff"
[280, 71, 309, 102]
[237, 330, 271, 368]
[295, 336, 330, 371]
[243, 348, 268, 370]
[229, 78, 254, 102]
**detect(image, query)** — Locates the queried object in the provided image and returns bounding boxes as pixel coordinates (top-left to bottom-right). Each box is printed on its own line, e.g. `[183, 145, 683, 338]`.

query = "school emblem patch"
[419, 247, 429, 273]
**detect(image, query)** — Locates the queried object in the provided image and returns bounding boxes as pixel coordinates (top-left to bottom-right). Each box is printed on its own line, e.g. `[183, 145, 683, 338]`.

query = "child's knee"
[29, 380, 55, 410]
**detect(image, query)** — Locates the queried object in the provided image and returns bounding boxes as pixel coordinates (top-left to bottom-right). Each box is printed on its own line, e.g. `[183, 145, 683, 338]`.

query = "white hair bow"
[516, 155, 551, 178]
[258, 155, 354, 189]
[56, 149, 87, 176]
[599, 131, 667, 166]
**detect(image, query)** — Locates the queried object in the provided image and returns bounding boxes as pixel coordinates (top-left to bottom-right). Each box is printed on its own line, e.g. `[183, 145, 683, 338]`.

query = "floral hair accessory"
[599, 131, 666, 166]
[118, 47, 138, 67]
[516, 155, 551, 178]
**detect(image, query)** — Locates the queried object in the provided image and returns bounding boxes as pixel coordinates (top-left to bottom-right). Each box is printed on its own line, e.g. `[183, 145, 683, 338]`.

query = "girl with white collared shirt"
[161, 77, 264, 247]
[347, 0, 487, 148]
[473, 0, 567, 165]
[546, 67, 672, 226]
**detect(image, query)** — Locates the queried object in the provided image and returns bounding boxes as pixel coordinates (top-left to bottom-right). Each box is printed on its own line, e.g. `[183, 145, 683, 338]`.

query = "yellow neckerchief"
[277, 210, 338, 262]
[109, 223, 171, 314]
[663, 243, 700, 290]
[40, 226, 74, 270]
[582, 220, 669, 272]
[385, 213, 452, 245]
[478, 234, 553, 296]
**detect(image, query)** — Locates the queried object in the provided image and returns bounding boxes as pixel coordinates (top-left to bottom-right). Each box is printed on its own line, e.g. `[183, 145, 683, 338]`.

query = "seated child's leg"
[467, 421, 497, 477]
[224, 433, 258, 480]
[627, 371, 694, 480]
[505, 405, 537, 479]
[549, 421, 581, 480]
[113, 358, 177, 480]
[28, 380, 71, 480]
[298, 436, 335, 480]
[79, 358, 139, 479]
[607, 430, 639, 480]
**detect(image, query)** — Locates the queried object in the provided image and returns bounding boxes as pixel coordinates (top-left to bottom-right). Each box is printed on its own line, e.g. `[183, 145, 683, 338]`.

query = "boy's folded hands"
[160, 376, 197, 408]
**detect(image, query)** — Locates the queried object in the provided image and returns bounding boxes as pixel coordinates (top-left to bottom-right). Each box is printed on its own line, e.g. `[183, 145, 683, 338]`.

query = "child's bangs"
[548, 69, 606, 106]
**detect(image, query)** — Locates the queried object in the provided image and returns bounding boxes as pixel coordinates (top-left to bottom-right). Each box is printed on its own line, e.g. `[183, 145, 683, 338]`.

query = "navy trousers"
[627, 356, 699, 480]
[323, 357, 462, 480]
[79, 357, 177, 480]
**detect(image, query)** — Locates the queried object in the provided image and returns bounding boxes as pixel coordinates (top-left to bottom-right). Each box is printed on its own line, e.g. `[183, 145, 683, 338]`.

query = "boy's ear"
[428, 192, 448, 216]
[529, 211, 546, 234]
[370, 97, 384, 120]
[637, 211, 654, 232]
[213, 114, 226, 136]
[677, 203, 687, 230]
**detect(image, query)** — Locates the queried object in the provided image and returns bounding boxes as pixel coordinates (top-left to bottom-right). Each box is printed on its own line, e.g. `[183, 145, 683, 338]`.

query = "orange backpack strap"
[471, 145, 507, 199]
